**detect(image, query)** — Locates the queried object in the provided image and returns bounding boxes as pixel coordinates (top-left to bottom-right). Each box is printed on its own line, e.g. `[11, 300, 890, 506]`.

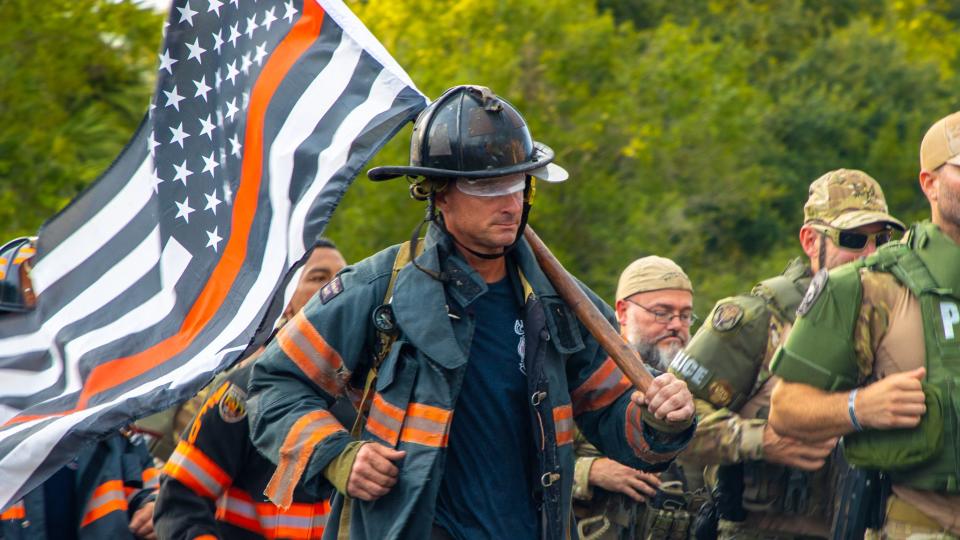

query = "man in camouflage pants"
[671, 169, 905, 539]
[574, 256, 703, 540]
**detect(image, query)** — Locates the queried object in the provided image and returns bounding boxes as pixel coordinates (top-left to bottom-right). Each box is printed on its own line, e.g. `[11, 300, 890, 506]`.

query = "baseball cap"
[615, 256, 693, 302]
[920, 111, 960, 172]
[803, 169, 905, 231]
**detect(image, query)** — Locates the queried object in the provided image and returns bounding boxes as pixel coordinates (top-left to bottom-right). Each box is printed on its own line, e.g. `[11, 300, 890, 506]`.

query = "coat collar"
[390, 223, 564, 368]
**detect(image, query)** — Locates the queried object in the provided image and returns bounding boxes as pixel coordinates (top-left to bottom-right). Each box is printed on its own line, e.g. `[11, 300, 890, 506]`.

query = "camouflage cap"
[920, 110, 960, 172]
[803, 169, 905, 231]
[616, 256, 692, 302]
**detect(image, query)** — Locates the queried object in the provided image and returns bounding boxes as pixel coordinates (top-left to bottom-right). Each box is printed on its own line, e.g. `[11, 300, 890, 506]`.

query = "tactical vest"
[678, 259, 822, 521]
[676, 258, 811, 412]
[843, 222, 960, 493]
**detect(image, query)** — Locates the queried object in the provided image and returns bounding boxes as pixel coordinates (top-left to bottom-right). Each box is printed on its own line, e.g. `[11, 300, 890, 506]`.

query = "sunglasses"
[810, 224, 893, 251]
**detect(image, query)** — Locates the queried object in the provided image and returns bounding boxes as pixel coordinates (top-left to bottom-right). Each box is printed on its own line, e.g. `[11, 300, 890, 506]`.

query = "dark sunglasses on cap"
[810, 224, 893, 251]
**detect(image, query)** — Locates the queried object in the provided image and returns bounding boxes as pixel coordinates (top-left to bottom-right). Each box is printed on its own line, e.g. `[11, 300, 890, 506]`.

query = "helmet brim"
[368, 141, 567, 183]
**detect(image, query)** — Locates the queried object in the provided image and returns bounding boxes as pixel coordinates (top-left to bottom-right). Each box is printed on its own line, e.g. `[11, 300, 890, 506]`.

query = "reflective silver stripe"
[168, 448, 225, 497]
[84, 488, 126, 515]
[218, 493, 258, 520]
[286, 325, 343, 395]
[401, 414, 445, 434]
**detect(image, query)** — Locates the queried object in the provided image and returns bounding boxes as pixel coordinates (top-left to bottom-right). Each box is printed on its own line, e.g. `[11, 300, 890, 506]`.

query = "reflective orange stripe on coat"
[553, 404, 575, 446]
[80, 480, 127, 527]
[217, 486, 329, 539]
[367, 394, 453, 448]
[570, 357, 631, 414]
[163, 440, 231, 499]
[277, 311, 349, 397]
[142, 466, 160, 491]
[0, 501, 25, 520]
[624, 400, 674, 464]
[265, 409, 345, 509]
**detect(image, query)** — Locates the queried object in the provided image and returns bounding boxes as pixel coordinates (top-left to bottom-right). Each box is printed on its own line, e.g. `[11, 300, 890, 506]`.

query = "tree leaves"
[2, 0, 958, 312]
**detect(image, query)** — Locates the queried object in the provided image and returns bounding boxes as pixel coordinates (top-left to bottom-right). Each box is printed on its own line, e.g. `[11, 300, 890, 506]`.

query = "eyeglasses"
[809, 224, 893, 251]
[625, 299, 698, 326]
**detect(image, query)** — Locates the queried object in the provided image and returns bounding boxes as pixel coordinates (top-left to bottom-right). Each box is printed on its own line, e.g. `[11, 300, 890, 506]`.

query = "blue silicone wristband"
[848, 388, 864, 432]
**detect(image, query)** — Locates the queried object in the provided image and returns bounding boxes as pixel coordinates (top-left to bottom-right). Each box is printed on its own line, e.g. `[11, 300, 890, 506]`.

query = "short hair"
[310, 236, 338, 251]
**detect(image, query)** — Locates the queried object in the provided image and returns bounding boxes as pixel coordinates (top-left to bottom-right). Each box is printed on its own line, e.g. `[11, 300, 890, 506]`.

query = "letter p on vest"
[940, 301, 960, 340]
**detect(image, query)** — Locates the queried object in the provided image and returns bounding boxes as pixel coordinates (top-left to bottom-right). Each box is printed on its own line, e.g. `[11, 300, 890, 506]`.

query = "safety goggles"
[809, 224, 893, 251]
[454, 173, 527, 197]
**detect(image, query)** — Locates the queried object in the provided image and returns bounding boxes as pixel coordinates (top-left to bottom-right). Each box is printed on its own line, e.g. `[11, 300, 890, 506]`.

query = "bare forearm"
[769, 380, 853, 441]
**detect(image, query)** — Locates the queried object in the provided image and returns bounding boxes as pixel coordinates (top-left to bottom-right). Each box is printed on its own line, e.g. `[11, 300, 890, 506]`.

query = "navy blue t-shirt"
[434, 276, 537, 540]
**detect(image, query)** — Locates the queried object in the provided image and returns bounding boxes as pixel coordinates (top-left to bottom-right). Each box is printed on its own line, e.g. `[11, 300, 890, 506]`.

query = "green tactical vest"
[841, 222, 960, 493]
[676, 258, 812, 412]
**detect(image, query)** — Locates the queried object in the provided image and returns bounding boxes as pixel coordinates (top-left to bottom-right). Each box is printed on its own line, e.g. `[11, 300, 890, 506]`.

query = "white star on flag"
[225, 60, 240, 85]
[178, 2, 199, 26]
[168, 122, 190, 147]
[158, 48, 178, 74]
[194, 76, 212, 101]
[262, 7, 277, 30]
[205, 226, 223, 252]
[150, 168, 164, 193]
[228, 23, 241, 46]
[147, 132, 160, 155]
[204, 190, 222, 214]
[254, 43, 268, 65]
[245, 14, 258, 39]
[198, 115, 216, 139]
[172, 159, 193, 185]
[212, 29, 224, 53]
[175, 197, 195, 223]
[164, 85, 186, 111]
[186, 38, 206, 63]
[201, 152, 219, 176]
[224, 98, 239, 122]
[229, 133, 242, 156]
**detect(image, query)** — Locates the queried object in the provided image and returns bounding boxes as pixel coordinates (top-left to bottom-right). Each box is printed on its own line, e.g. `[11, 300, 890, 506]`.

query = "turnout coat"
[248, 224, 694, 540]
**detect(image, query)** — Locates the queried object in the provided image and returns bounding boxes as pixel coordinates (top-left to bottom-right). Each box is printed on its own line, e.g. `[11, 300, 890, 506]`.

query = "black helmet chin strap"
[409, 191, 448, 282]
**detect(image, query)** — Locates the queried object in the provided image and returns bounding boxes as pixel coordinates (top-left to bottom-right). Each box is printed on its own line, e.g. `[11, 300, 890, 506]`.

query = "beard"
[632, 333, 684, 373]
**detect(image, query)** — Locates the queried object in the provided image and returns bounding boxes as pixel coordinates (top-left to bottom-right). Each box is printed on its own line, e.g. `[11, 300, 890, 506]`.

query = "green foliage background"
[2, 0, 958, 315]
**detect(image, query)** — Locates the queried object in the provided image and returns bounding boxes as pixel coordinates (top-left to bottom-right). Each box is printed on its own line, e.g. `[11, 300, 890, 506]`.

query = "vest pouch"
[842, 382, 944, 470]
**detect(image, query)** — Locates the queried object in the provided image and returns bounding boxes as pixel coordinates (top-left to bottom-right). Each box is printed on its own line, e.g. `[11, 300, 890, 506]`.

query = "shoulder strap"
[351, 240, 423, 437]
[751, 275, 805, 323]
[864, 243, 938, 297]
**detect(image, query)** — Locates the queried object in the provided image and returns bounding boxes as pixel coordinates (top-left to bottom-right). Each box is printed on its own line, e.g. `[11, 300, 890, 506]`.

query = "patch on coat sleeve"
[320, 276, 344, 304]
[797, 270, 828, 317]
[712, 302, 744, 332]
[219, 385, 248, 423]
